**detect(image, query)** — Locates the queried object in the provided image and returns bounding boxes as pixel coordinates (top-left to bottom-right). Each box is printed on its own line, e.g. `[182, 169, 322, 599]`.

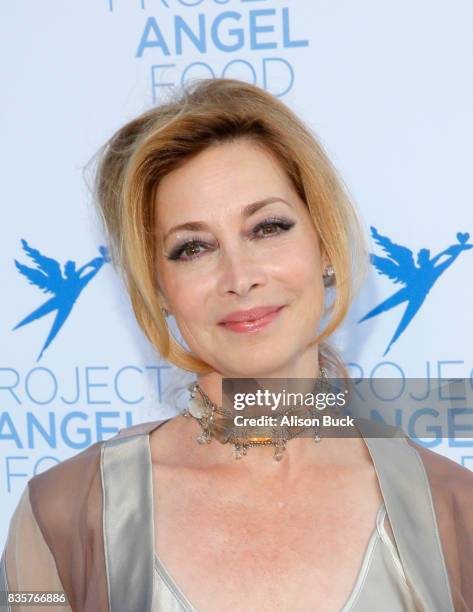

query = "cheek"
[163, 269, 209, 324]
[280, 241, 323, 287]
[283, 242, 325, 316]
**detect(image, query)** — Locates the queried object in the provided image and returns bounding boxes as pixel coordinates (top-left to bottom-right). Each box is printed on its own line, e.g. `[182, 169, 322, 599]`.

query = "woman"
[1, 79, 472, 612]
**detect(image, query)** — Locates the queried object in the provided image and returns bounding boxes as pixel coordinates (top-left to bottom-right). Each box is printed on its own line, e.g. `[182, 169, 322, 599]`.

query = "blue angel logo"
[358, 227, 472, 355]
[13, 240, 111, 361]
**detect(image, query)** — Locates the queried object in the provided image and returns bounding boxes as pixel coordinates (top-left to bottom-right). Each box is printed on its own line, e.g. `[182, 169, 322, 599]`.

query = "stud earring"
[323, 264, 335, 287]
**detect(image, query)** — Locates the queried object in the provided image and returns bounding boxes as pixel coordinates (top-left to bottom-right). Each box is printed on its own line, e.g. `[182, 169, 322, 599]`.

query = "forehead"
[154, 139, 297, 225]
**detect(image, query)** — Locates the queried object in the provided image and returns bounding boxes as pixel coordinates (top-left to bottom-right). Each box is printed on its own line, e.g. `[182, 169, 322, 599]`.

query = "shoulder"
[357, 417, 473, 505]
[358, 416, 473, 488]
[405, 439, 473, 609]
[27, 418, 171, 533]
[28, 417, 171, 486]
[405, 437, 473, 502]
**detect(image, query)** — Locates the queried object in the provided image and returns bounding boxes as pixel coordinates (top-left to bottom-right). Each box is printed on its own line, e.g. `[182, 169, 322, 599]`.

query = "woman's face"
[155, 138, 326, 378]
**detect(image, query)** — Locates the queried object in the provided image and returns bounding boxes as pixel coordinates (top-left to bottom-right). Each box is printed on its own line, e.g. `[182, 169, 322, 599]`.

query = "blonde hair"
[89, 78, 368, 379]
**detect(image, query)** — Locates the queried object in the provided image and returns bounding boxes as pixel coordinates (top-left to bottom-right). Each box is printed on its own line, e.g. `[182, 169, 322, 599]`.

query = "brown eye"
[253, 220, 294, 239]
[167, 239, 209, 261]
[184, 243, 202, 257]
[261, 223, 278, 235]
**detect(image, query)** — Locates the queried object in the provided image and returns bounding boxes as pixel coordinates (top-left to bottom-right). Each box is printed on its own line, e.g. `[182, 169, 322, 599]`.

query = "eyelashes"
[166, 217, 296, 262]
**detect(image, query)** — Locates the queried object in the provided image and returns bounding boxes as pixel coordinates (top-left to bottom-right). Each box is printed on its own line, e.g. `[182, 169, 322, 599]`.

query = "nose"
[216, 246, 267, 298]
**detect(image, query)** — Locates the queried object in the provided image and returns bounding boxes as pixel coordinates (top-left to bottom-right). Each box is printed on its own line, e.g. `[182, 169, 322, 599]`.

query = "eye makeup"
[165, 216, 296, 262]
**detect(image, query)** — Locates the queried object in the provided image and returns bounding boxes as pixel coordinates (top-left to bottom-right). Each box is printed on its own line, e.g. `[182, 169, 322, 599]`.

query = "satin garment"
[1, 416, 459, 611]
[100, 419, 452, 611]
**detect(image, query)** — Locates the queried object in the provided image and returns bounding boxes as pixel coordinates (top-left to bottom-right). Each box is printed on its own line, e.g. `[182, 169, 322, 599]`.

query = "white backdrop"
[1, 0, 472, 547]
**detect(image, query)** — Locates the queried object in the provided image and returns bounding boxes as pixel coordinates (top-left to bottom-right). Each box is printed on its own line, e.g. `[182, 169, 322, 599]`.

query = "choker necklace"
[182, 367, 330, 461]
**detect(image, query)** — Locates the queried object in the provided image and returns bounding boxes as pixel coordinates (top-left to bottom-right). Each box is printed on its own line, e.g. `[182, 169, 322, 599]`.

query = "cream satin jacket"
[1, 417, 472, 611]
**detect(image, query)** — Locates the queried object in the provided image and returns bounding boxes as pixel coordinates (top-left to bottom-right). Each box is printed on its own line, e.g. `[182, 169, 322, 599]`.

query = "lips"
[219, 305, 284, 324]
[218, 305, 285, 333]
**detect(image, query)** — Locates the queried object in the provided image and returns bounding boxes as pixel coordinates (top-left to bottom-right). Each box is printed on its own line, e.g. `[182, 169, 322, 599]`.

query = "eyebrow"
[163, 197, 292, 243]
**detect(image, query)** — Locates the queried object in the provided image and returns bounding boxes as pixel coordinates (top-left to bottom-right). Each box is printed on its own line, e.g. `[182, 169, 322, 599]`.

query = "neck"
[196, 351, 322, 408]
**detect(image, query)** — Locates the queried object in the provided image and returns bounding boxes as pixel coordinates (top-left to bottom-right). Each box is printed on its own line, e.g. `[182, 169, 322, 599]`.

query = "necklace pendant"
[313, 429, 322, 443]
[188, 396, 205, 419]
[197, 429, 211, 445]
[273, 446, 285, 461]
[233, 443, 245, 459]
[273, 436, 286, 461]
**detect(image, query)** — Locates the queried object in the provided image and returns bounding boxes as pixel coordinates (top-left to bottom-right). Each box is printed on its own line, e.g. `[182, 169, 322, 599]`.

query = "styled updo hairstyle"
[90, 78, 368, 379]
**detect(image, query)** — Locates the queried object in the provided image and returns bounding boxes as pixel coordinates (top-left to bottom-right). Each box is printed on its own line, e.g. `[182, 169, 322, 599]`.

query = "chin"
[223, 353, 292, 378]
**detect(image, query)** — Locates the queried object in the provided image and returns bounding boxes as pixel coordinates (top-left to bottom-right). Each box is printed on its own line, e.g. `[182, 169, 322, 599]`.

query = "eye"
[166, 239, 210, 262]
[252, 218, 295, 239]
[259, 223, 279, 236]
